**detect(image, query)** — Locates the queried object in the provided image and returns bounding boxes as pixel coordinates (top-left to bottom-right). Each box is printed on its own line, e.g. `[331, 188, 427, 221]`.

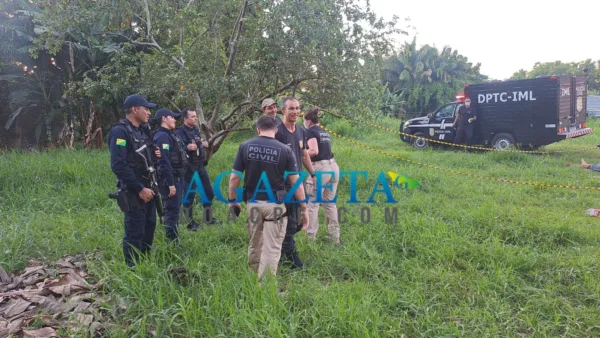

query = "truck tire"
[491, 133, 515, 150]
[412, 132, 429, 150]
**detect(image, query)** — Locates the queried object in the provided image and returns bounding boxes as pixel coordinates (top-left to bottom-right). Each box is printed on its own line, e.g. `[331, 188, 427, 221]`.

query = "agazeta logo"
[182, 170, 421, 205]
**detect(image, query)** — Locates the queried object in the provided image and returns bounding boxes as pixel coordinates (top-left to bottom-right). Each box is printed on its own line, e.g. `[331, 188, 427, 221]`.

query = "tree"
[30, 0, 402, 154]
[510, 60, 600, 94]
[0, 0, 67, 148]
[381, 37, 486, 115]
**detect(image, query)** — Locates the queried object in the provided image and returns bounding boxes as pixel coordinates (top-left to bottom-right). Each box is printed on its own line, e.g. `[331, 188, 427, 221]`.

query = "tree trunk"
[95, 106, 103, 148]
[84, 98, 96, 146]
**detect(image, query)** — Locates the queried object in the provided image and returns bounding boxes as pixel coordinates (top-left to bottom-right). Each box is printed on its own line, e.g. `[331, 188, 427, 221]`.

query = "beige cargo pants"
[246, 201, 287, 280]
[306, 158, 340, 243]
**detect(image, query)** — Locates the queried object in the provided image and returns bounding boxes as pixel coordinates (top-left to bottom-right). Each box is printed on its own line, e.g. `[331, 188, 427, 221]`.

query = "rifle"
[135, 144, 164, 224]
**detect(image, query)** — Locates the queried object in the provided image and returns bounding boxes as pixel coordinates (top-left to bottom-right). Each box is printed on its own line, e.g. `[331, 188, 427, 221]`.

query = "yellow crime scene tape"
[318, 124, 600, 192]
[304, 104, 597, 154]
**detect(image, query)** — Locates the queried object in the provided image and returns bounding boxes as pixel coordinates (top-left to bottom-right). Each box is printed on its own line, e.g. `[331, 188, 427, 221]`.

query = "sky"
[369, 0, 600, 80]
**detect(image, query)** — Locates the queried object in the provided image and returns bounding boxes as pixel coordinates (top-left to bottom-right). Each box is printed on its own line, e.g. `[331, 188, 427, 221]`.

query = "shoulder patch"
[116, 138, 126, 147]
[162, 144, 170, 150]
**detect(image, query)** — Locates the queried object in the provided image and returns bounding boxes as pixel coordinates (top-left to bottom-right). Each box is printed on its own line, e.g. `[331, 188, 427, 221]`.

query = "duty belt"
[173, 168, 185, 178]
[311, 158, 335, 165]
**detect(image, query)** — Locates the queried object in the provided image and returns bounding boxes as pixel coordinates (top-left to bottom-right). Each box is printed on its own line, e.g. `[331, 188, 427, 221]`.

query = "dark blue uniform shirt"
[176, 124, 205, 165]
[154, 127, 186, 187]
[108, 119, 152, 194]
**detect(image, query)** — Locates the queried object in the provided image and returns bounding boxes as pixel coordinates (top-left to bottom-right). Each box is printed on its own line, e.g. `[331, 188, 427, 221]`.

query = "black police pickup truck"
[400, 76, 593, 150]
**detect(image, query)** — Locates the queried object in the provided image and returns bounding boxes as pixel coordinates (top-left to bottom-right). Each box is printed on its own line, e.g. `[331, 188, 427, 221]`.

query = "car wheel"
[412, 132, 429, 150]
[491, 133, 516, 150]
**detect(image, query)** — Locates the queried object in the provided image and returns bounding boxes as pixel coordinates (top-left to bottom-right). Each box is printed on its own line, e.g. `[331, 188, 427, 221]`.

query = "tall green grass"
[2, 117, 600, 336]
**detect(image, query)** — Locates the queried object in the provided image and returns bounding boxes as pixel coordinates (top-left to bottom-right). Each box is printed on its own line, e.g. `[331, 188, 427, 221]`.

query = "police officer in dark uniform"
[153, 108, 188, 243]
[228, 115, 309, 280]
[452, 96, 478, 147]
[275, 97, 316, 269]
[176, 108, 219, 229]
[303, 108, 340, 244]
[108, 94, 158, 267]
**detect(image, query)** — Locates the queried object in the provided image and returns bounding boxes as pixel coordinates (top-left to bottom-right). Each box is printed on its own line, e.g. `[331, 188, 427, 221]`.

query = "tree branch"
[107, 32, 185, 68]
[165, 95, 181, 112]
[136, 0, 185, 67]
[221, 100, 255, 123]
[259, 76, 320, 102]
[185, 0, 196, 10]
[194, 92, 210, 140]
[142, 0, 153, 42]
[180, 28, 185, 64]
[225, 0, 248, 77]
[209, 0, 248, 128]
[186, 10, 219, 52]
[220, 76, 319, 125]
[210, 126, 249, 142]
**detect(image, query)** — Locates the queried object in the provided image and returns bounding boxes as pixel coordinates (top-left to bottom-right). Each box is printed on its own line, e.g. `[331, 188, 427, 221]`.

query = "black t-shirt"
[306, 125, 333, 161]
[275, 122, 307, 172]
[457, 105, 477, 128]
[232, 136, 297, 201]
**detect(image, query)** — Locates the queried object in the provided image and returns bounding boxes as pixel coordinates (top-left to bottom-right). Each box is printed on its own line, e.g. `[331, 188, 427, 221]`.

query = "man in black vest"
[176, 108, 220, 230]
[228, 115, 309, 280]
[108, 94, 158, 266]
[153, 108, 188, 243]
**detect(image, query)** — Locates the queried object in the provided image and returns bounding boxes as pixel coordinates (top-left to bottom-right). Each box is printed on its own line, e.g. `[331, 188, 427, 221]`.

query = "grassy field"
[2, 116, 600, 337]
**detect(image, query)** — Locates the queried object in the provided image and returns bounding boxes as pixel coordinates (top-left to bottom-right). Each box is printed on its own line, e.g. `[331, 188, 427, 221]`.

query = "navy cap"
[123, 94, 158, 109]
[154, 108, 181, 120]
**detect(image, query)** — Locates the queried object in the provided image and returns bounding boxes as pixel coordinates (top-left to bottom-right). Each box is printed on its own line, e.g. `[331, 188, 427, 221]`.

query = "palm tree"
[382, 37, 486, 114]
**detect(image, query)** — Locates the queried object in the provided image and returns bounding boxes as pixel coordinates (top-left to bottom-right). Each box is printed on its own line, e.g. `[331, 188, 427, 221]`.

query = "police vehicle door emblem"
[577, 96, 583, 112]
[429, 128, 434, 137]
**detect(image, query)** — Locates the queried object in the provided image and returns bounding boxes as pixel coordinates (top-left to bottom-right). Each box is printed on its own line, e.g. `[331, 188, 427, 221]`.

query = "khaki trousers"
[246, 201, 287, 280]
[306, 159, 340, 243]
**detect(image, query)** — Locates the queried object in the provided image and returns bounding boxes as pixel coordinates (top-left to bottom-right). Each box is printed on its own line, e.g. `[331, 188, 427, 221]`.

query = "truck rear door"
[574, 76, 587, 128]
[558, 76, 572, 129]
[558, 76, 592, 138]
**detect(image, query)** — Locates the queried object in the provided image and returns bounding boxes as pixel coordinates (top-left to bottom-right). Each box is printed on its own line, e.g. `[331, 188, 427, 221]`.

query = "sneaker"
[187, 221, 202, 231]
[283, 251, 304, 270]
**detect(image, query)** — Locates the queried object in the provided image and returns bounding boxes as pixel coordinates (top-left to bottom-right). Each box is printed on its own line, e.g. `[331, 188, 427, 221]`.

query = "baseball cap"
[261, 98, 277, 109]
[154, 108, 181, 120]
[123, 94, 158, 109]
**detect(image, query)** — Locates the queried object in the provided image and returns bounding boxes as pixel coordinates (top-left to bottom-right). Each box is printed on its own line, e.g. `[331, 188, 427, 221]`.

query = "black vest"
[112, 120, 154, 170]
[178, 126, 206, 166]
[155, 129, 188, 169]
[109, 119, 155, 185]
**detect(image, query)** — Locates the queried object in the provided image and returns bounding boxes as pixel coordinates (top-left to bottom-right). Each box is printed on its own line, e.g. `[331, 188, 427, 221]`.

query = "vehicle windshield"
[435, 104, 456, 118]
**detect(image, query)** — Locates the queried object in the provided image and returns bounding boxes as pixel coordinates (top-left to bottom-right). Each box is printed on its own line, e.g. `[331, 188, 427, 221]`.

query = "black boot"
[186, 220, 202, 231]
[283, 250, 304, 270]
[203, 206, 221, 225]
[165, 223, 180, 242]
